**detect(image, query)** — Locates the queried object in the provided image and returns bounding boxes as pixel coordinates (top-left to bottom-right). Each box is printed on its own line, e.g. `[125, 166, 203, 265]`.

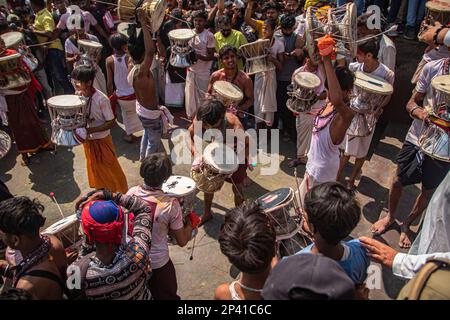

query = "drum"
[305, 3, 357, 61]
[0, 52, 31, 91]
[78, 39, 103, 63]
[191, 142, 239, 193]
[162, 175, 198, 218]
[117, 22, 139, 38]
[431, 75, 450, 118]
[212, 80, 244, 108]
[287, 72, 321, 113]
[239, 39, 275, 75]
[426, 0, 450, 25]
[118, 0, 165, 33]
[347, 71, 394, 137]
[1, 32, 39, 71]
[168, 28, 196, 68]
[0, 130, 11, 160]
[47, 95, 88, 147]
[256, 188, 301, 239]
[419, 118, 450, 162]
[42, 214, 83, 252]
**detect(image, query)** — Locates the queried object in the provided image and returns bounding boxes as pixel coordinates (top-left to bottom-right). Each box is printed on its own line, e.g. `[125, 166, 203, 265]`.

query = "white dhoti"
[254, 69, 277, 126]
[296, 113, 315, 158]
[165, 73, 185, 108]
[342, 129, 375, 159]
[118, 98, 143, 135]
[185, 70, 209, 119]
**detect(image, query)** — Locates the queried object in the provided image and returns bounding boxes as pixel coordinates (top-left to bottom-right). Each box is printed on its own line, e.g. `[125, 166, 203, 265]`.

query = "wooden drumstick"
[189, 233, 196, 260]
[50, 192, 65, 219]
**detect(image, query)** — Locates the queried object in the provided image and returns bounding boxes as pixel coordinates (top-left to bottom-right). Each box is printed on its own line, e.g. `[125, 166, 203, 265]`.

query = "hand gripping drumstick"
[50, 192, 65, 219]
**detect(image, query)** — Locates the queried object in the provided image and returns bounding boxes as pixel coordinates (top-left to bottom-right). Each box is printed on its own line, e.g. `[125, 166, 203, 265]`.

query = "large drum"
[287, 72, 321, 113]
[191, 142, 239, 193]
[168, 28, 196, 68]
[118, 0, 165, 33]
[239, 39, 275, 75]
[1, 32, 39, 71]
[47, 95, 88, 147]
[42, 214, 83, 252]
[78, 39, 103, 64]
[426, 0, 450, 25]
[162, 175, 198, 218]
[0, 130, 11, 160]
[212, 80, 243, 109]
[418, 74, 450, 162]
[0, 52, 31, 91]
[347, 71, 393, 137]
[305, 2, 357, 61]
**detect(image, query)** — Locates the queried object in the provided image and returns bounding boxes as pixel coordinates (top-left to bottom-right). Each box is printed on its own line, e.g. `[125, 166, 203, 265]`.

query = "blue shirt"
[297, 239, 370, 284]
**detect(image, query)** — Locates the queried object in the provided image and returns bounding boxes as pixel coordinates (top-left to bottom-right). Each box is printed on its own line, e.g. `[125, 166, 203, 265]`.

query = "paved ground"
[0, 37, 426, 300]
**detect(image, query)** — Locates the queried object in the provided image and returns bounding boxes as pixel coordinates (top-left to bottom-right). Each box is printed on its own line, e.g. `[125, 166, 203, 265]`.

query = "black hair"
[304, 182, 361, 245]
[171, 8, 183, 21]
[109, 33, 128, 51]
[127, 24, 145, 63]
[280, 14, 296, 29]
[216, 15, 231, 28]
[219, 201, 276, 274]
[358, 39, 379, 59]
[264, 19, 277, 32]
[140, 153, 173, 187]
[0, 197, 46, 237]
[191, 10, 208, 21]
[0, 288, 33, 300]
[30, 0, 46, 9]
[262, 2, 281, 12]
[335, 66, 355, 92]
[218, 44, 237, 59]
[71, 64, 96, 82]
[196, 98, 226, 126]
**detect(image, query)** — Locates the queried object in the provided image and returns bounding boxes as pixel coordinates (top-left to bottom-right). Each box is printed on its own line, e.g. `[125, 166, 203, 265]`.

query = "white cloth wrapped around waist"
[136, 101, 174, 134]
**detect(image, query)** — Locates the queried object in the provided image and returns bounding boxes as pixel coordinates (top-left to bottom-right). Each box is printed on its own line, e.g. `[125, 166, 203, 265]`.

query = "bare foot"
[371, 215, 395, 235]
[199, 213, 213, 227]
[399, 224, 414, 249]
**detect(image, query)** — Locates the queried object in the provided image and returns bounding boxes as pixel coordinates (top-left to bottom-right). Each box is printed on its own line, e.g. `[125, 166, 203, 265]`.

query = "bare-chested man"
[208, 45, 253, 127]
[128, 8, 171, 161]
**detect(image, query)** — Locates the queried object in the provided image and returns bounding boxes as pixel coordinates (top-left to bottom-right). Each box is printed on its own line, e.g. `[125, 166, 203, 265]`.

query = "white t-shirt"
[405, 58, 448, 145]
[294, 14, 306, 37]
[188, 29, 216, 76]
[379, 35, 396, 72]
[64, 34, 99, 55]
[292, 65, 327, 114]
[423, 45, 450, 63]
[57, 10, 98, 32]
[349, 61, 395, 86]
[126, 187, 184, 269]
[84, 90, 115, 140]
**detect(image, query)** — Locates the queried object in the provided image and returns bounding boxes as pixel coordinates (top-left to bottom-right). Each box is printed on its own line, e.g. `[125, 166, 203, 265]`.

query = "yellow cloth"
[304, 0, 321, 10]
[34, 8, 63, 51]
[254, 19, 264, 39]
[83, 135, 128, 193]
[214, 29, 248, 70]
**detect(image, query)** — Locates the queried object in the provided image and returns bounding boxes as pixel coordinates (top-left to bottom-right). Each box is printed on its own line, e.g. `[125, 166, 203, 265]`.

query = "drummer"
[337, 40, 395, 190]
[371, 56, 450, 248]
[188, 98, 251, 225]
[127, 153, 198, 299]
[0, 37, 53, 166]
[208, 45, 253, 127]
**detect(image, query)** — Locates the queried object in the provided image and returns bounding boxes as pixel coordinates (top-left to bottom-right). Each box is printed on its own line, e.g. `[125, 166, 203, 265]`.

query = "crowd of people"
[0, 0, 449, 300]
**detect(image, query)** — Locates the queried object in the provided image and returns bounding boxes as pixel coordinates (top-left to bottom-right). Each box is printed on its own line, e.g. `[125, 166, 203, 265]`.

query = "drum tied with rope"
[168, 28, 196, 68]
[239, 39, 275, 75]
[419, 74, 450, 162]
[347, 71, 393, 137]
[42, 214, 83, 253]
[47, 95, 89, 147]
[287, 72, 321, 113]
[425, 0, 450, 26]
[118, 0, 166, 33]
[1, 31, 38, 71]
[212, 80, 244, 114]
[77, 39, 103, 67]
[0, 52, 31, 92]
[191, 142, 239, 194]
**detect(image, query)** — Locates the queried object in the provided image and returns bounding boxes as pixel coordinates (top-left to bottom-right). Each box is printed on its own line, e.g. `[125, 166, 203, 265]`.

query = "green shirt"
[214, 29, 248, 71]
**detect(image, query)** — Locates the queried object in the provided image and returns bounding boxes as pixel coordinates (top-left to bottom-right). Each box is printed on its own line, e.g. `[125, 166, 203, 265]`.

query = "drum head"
[118, 0, 139, 22]
[78, 39, 103, 49]
[0, 130, 12, 160]
[294, 72, 321, 89]
[42, 214, 79, 235]
[162, 175, 197, 197]
[239, 39, 270, 56]
[305, 7, 316, 60]
[354, 71, 393, 95]
[426, 0, 450, 12]
[257, 188, 293, 211]
[1, 32, 23, 48]
[168, 28, 196, 41]
[344, 2, 357, 57]
[143, 0, 166, 33]
[213, 80, 244, 102]
[203, 142, 239, 174]
[432, 75, 450, 95]
[117, 22, 140, 38]
[47, 95, 86, 109]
